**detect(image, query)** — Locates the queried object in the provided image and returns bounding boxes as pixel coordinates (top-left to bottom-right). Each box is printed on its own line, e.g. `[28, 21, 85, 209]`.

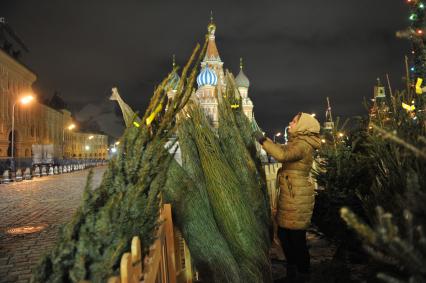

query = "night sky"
[2, 1, 409, 138]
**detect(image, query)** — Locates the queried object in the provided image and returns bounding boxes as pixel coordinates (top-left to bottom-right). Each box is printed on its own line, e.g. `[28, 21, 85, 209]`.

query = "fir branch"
[370, 124, 426, 159]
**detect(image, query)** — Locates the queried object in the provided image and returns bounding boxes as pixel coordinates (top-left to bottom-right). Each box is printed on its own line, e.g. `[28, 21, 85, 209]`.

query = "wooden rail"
[81, 204, 192, 283]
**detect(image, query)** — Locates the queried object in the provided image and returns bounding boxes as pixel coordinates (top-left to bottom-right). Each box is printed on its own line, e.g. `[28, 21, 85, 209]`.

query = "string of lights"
[406, 0, 426, 80]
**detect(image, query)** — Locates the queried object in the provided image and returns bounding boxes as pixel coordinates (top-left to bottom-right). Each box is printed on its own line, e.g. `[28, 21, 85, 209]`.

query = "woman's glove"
[253, 130, 267, 145]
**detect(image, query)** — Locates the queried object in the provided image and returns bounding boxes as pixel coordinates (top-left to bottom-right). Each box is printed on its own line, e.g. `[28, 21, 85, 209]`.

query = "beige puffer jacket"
[262, 113, 321, 230]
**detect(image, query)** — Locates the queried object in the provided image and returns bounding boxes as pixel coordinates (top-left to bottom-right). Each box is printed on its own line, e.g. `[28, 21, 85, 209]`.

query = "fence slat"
[163, 204, 177, 283]
[120, 252, 133, 283]
[131, 236, 143, 281]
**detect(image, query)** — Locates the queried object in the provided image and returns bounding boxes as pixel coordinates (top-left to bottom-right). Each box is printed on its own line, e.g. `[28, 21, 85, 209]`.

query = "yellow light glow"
[275, 132, 282, 137]
[67, 124, 76, 130]
[88, 135, 94, 140]
[20, 95, 34, 105]
[338, 132, 344, 137]
[321, 139, 326, 143]
[85, 145, 90, 150]
[115, 141, 120, 145]
[311, 113, 316, 117]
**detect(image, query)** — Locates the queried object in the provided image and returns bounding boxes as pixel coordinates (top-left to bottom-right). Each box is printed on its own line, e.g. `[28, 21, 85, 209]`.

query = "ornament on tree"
[146, 103, 163, 126]
[402, 102, 416, 111]
[414, 77, 426, 94]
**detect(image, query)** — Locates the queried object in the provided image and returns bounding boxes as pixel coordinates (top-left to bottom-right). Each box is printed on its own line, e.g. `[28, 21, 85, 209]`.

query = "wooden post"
[131, 236, 143, 281]
[163, 203, 177, 283]
[120, 252, 133, 283]
[183, 240, 193, 283]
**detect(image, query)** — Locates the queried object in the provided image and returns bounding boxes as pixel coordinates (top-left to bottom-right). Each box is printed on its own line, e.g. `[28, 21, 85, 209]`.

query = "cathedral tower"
[235, 57, 254, 120]
[195, 16, 223, 127]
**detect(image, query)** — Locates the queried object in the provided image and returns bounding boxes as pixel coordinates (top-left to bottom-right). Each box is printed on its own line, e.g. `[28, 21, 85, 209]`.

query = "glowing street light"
[85, 145, 90, 151]
[88, 135, 94, 140]
[110, 141, 121, 156]
[338, 132, 344, 138]
[273, 132, 282, 143]
[311, 113, 316, 117]
[20, 95, 34, 104]
[11, 94, 35, 171]
[62, 123, 76, 159]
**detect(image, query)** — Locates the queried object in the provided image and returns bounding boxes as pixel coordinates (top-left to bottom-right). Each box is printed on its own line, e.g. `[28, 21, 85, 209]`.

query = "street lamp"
[284, 126, 289, 144]
[62, 123, 76, 159]
[87, 135, 94, 160]
[273, 132, 282, 143]
[11, 95, 34, 171]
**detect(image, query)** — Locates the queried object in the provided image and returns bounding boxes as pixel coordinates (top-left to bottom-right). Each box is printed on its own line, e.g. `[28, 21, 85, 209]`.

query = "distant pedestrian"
[254, 112, 321, 282]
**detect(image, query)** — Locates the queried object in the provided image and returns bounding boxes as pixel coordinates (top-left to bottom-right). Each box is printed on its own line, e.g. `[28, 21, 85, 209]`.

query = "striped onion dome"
[166, 55, 180, 90]
[197, 66, 218, 87]
[166, 72, 180, 90]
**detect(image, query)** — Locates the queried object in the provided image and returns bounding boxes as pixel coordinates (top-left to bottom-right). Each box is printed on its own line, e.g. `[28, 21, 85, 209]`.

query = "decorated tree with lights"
[396, 0, 426, 122]
[397, 0, 426, 81]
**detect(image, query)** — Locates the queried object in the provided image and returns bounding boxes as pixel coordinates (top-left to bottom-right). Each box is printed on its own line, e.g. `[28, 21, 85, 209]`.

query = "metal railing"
[0, 158, 108, 184]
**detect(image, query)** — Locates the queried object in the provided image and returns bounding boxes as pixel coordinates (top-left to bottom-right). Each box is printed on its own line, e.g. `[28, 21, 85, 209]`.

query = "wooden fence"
[82, 203, 193, 283]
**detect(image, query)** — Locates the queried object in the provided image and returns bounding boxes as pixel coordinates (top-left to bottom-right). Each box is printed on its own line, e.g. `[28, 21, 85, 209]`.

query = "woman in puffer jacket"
[255, 112, 321, 281]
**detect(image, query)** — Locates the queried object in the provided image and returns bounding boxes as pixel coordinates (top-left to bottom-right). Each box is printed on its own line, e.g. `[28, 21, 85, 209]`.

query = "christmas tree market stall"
[31, 4, 426, 281]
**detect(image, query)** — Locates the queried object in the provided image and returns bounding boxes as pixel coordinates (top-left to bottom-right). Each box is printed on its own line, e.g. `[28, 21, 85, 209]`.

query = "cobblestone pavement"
[0, 166, 106, 283]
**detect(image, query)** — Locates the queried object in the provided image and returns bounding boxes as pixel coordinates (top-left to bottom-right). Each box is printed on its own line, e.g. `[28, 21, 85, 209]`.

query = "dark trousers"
[277, 227, 310, 274]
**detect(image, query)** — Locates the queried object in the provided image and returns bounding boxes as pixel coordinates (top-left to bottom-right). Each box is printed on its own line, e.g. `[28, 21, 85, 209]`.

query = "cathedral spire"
[204, 12, 221, 63]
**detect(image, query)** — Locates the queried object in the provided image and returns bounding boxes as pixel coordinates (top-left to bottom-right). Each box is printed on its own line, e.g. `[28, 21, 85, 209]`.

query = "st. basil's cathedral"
[166, 19, 255, 129]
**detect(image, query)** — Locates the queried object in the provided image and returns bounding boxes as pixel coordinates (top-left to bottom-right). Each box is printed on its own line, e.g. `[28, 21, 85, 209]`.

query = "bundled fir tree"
[163, 112, 242, 282]
[163, 72, 272, 282]
[185, 102, 271, 283]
